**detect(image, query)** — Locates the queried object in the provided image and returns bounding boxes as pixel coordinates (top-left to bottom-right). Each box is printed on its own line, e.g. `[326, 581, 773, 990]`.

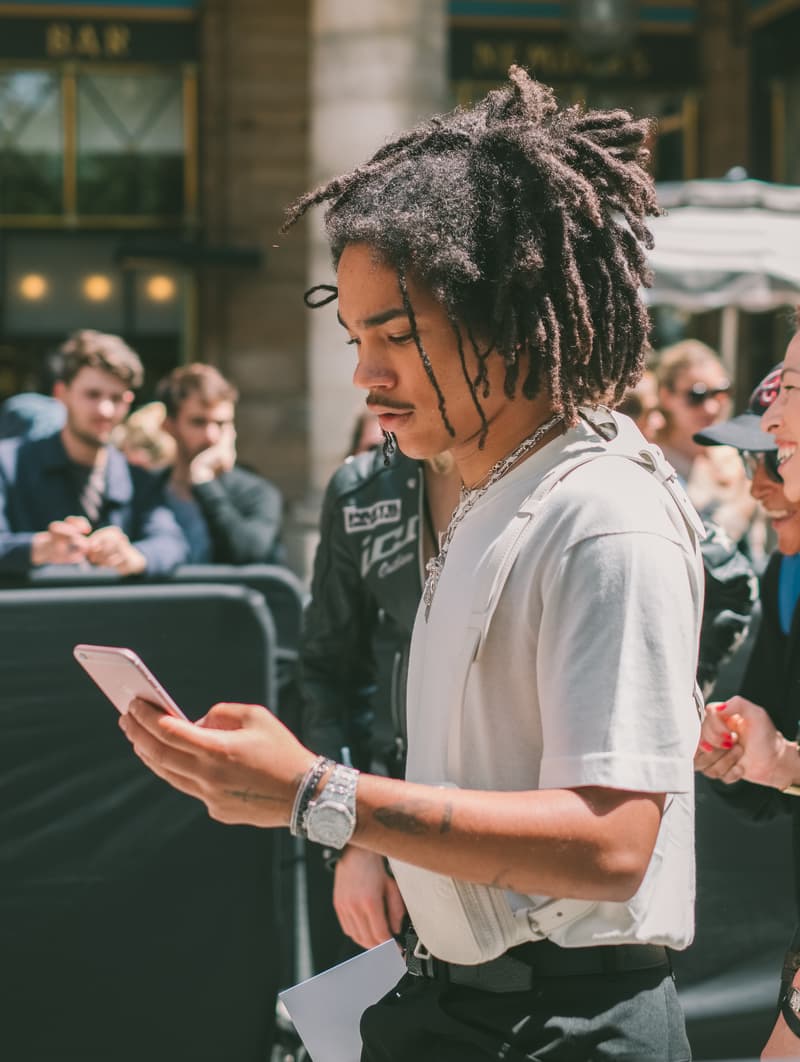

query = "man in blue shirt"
[0, 329, 188, 577]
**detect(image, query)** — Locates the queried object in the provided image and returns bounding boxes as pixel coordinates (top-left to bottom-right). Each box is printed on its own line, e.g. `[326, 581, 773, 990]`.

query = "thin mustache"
[366, 395, 415, 412]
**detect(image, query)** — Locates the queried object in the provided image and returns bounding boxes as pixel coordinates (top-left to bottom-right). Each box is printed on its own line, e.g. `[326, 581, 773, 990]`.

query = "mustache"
[366, 395, 415, 412]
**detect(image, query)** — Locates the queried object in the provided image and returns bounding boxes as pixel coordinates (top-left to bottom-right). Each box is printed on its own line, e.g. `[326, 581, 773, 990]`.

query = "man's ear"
[53, 380, 68, 405]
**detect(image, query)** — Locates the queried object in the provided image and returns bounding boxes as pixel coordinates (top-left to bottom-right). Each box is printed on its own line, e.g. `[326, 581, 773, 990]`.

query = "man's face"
[55, 366, 133, 450]
[762, 332, 800, 503]
[659, 361, 731, 449]
[166, 394, 236, 463]
[336, 243, 511, 463]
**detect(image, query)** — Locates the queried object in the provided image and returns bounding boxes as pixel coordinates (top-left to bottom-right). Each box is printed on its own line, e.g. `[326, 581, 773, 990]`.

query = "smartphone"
[73, 644, 189, 720]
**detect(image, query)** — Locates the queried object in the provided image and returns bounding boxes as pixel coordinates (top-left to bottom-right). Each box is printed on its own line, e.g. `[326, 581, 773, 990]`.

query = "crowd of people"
[0, 330, 285, 579]
[4, 67, 800, 1062]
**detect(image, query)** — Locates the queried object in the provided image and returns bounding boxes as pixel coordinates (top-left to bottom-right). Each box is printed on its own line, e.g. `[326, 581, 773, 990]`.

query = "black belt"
[405, 930, 669, 993]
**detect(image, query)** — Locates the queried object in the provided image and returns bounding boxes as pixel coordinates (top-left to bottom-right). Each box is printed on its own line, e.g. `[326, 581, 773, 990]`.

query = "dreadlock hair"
[283, 66, 659, 439]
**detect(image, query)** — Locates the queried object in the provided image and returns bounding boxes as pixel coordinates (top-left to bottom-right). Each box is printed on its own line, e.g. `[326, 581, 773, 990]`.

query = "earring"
[382, 431, 396, 467]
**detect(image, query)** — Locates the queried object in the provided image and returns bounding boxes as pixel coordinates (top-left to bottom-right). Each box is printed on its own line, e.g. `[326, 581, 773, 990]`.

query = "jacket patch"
[361, 515, 419, 578]
[344, 498, 401, 534]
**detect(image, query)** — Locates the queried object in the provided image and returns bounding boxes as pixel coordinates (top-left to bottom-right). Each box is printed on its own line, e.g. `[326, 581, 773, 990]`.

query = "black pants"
[360, 966, 691, 1062]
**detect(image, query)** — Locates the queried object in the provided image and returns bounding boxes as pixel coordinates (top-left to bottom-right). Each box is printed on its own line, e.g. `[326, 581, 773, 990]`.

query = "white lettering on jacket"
[344, 498, 402, 534]
[378, 550, 415, 580]
[360, 515, 419, 578]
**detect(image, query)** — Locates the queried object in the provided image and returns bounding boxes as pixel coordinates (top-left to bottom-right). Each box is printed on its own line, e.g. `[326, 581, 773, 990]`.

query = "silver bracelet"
[289, 756, 333, 838]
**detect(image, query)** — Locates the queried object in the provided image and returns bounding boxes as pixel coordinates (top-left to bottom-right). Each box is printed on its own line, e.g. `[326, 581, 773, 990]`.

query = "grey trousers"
[360, 966, 691, 1061]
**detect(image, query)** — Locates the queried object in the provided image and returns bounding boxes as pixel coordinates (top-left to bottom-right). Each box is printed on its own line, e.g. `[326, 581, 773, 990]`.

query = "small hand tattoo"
[226, 788, 281, 804]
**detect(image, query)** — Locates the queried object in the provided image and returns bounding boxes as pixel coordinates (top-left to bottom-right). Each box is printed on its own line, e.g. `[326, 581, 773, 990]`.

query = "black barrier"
[0, 563, 307, 715]
[0, 583, 280, 1062]
[0, 568, 795, 1060]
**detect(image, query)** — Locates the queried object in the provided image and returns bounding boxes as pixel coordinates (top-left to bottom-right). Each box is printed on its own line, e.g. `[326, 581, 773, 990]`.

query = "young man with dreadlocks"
[120, 69, 704, 1060]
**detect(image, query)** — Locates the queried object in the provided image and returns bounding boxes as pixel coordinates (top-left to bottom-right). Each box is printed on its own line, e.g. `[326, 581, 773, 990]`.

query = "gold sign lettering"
[104, 25, 131, 58]
[75, 24, 101, 57]
[46, 23, 72, 58]
[471, 37, 653, 82]
[45, 22, 131, 59]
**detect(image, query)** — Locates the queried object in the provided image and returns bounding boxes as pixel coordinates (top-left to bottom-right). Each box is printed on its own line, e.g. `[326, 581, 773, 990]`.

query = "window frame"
[0, 57, 198, 229]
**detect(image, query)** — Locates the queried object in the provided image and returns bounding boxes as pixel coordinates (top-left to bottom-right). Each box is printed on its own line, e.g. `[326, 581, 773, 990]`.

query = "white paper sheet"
[279, 940, 406, 1062]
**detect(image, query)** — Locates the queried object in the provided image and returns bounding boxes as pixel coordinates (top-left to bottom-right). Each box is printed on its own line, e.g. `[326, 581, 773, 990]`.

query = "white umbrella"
[645, 178, 800, 372]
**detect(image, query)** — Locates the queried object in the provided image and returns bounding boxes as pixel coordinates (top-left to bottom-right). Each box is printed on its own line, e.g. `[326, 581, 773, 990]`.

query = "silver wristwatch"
[303, 763, 359, 849]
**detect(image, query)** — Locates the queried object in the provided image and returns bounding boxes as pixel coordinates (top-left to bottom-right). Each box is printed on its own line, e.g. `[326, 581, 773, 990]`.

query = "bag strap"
[470, 416, 705, 663]
[445, 412, 706, 777]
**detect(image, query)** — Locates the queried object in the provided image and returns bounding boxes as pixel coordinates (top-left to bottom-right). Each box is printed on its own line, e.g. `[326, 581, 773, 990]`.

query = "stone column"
[305, 0, 449, 498]
[199, 0, 310, 507]
[697, 0, 749, 177]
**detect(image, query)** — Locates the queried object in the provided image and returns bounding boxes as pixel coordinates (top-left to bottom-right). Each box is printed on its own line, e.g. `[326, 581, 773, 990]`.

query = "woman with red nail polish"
[694, 328, 800, 1060]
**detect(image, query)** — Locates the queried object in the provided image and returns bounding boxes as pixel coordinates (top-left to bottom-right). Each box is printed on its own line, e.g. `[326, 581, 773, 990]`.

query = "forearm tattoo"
[373, 799, 454, 836]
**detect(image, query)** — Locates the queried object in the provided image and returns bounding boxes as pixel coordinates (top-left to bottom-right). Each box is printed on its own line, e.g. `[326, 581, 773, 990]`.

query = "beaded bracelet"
[289, 756, 333, 838]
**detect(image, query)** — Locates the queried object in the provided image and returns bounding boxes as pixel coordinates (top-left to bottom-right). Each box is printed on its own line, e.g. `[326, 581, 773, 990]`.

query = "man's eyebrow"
[782, 368, 800, 379]
[337, 307, 409, 330]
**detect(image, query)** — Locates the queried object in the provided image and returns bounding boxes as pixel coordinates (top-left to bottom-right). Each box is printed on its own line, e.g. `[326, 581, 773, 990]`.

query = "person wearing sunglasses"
[694, 352, 800, 1059]
[657, 339, 732, 482]
[656, 339, 760, 552]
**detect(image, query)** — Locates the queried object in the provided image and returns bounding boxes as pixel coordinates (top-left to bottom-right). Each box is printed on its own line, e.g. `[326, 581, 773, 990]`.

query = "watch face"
[306, 801, 355, 849]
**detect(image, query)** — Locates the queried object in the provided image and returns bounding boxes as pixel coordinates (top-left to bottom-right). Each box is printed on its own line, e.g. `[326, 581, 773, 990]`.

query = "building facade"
[0, 0, 797, 567]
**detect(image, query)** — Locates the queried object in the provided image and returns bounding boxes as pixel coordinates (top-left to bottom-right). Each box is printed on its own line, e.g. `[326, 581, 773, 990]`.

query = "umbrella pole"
[720, 304, 739, 382]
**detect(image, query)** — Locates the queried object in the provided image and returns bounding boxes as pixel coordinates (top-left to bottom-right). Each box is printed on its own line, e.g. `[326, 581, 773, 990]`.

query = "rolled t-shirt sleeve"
[536, 529, 700, 795]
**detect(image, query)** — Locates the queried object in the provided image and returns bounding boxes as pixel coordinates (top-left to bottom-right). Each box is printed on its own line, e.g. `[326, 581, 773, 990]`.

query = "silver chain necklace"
[422, 412, 564, 618]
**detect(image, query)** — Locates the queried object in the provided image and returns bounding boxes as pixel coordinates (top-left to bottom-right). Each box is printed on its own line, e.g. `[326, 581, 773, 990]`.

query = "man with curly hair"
[120, 70, 704, 1059]
[0, 329, 187, 577]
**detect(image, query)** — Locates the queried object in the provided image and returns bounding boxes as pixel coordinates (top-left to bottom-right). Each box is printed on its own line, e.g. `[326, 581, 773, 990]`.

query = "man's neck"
[451, 394, 561, 489]
[423, 456, 462, 539]
[60, 427, 105, 469]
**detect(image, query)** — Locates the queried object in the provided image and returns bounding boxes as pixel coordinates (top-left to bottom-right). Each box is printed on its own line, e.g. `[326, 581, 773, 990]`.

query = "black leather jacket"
[300, 447, 425, 774]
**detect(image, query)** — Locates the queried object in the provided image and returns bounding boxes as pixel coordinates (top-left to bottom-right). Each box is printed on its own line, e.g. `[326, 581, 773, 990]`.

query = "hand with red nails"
[695, 695, 800, 790]
[694, 701, 744, 783]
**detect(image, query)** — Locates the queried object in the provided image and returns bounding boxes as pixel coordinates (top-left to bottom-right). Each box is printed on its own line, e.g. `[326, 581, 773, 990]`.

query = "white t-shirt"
[392, 414, 703, 956]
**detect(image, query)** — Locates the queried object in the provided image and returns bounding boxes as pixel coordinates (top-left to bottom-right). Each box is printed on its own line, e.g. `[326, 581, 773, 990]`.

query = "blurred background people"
[615, 368, 666, 443]
[0, 392, 66, 443]
[157, 363, 284, 565]
[113, 401, 176, 472]
[657, 338, 758, 551]
[693, 343, 800, 1059]
[0, 330, 187, 577]
[656, 339, 733, 480]
[347, 410, 384, 456]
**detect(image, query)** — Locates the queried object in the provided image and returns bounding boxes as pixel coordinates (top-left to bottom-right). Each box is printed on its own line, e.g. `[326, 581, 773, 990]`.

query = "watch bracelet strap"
[303, 763, 360, 847]
[290, 756, 333, 838]
[782, 986, 800, 1038]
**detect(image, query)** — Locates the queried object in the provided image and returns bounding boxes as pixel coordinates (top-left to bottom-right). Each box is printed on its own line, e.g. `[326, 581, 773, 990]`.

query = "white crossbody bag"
[390, 409, 706, 965]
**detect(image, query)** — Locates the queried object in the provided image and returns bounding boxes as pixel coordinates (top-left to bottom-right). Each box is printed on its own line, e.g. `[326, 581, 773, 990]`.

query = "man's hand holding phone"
[119, 697, 316, 829]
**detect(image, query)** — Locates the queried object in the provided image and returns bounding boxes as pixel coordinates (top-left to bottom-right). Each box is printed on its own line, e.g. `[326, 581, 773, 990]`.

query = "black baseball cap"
[693, 364, 781, 452]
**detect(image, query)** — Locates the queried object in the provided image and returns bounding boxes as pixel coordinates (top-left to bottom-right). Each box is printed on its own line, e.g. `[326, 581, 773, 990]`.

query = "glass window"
[0, 71, 63, 215]
[76, 72, 184, 217]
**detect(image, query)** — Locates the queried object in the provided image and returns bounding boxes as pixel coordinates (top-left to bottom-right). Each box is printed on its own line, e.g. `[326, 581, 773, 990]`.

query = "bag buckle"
[404, 928, 436, 977]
